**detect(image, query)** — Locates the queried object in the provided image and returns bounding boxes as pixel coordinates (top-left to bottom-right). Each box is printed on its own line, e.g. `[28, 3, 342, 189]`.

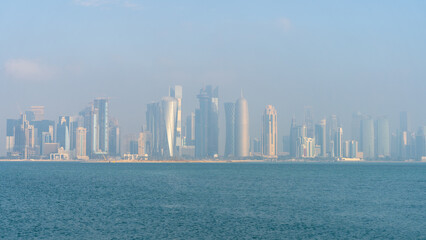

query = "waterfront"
[1, 162, 425, 239]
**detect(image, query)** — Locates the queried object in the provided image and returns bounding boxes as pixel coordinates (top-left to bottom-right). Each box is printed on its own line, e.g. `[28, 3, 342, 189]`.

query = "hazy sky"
[1, 0, 426, 154]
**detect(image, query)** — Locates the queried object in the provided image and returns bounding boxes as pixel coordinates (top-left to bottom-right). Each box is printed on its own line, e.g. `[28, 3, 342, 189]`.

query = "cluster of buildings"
[283, 109, 426, 161]
[4, 85, 426, 161]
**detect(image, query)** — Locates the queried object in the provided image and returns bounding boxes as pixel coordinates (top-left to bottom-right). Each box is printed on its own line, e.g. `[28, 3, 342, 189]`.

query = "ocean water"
[0, 162, 425, 239]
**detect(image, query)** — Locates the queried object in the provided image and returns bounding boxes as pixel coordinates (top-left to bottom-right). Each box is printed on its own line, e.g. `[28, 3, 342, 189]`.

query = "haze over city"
[1, 0, 426, 157]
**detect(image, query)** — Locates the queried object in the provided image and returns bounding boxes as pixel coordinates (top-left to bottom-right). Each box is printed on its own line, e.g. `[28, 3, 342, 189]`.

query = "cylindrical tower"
[234, 94, 249, 158]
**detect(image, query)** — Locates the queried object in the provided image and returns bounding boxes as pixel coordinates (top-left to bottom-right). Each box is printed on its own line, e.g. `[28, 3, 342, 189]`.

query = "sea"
[0, 162, 425, 239]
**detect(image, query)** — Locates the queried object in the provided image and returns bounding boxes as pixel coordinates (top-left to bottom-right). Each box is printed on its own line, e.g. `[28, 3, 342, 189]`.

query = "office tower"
[129, 140, 138, 154]
[146, 102, 162, 157]
[416, 126, 426, 161]
[234, 92, 250, 158]
[170, 85, 182, 151]
[224, 102, 235, 157]
[6, 119, 20, 155]
[57, 116, 71, 151]
[400, 111, 409, 132]
[30, 106, 45, 121]
[303, 137, 316, 158]
[343, 140, 350, 157]
[289, 116, 297, 157]
[195, 85, 219, 158]
[376, 117, 390, 158]
[349, 140, 358, 158]
[162, 97, 178, 158]
[94, 98, 109, 154]
[304, 106, 314, 138]
[361, 117, 375, 159]
[109, 119, 120, 157]
[138, 131, 152, 156]
[32, 119, 55, 156]
[315, 119, 327, 157]
[326, 115, 338, 156]
[262, 105, 277, 158]
[185, 112, 195, 146]
[79, 106, 94, 158]
[76, 127, 87, 159]
[334, 127, 343, 158]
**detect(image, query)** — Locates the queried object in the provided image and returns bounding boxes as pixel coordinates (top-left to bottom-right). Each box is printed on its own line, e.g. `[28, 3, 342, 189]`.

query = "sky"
[1, 0, 426, 155]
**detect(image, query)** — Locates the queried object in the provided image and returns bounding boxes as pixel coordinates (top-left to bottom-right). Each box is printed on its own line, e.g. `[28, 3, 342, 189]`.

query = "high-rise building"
[94, 98, 109, 154]
[185, 112, 195, 146]
[361, 117, 375, 159]
[415, 126, 426, 161]
[351, 112, 363, 146]
[224, 102, 235, 157]
[234, 92, 249, 158]
[76, 127, 87, 159]
[327, 114, 338, 156]
[109, 119, 120, 157]
[400, 111, 409, 132]
[315, 119, 327, 157]
[57, 116, 71, 151]
[376, 116, 390, 158]
[262, 105, 277, 158]
[162, 97, 178, 158]
[146, 102, 162, 157]
[334, 127, 343, 158]
[195, 85, 219, 158]
[169, 85, 182, 151]
[304, 106, 314, 138]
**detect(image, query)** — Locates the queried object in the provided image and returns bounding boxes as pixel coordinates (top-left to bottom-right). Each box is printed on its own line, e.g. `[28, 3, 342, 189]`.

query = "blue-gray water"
[1, 162, 425, 239]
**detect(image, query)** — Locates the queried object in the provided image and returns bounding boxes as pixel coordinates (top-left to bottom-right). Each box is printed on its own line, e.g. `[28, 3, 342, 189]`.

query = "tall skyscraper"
[76, 127, 87, 159]
[262, 105, 277, 158]
[195, 85, 219, 158]
[334, 127, 343, 158]
[415, 126, 426, 161]
[146, 102, 162, 157]
[185, 112, 195, 146]
[162, 97, 178, 158]
[376, 116, 390, 158]
[304, 106, 314, 138]
[94, 98, 109, 154]
[234, 92, 249, 158]
[224, 102, 235, 157]
[109, 118, 120, 157]
[327, 114, 338, 156]
[57, 116, 71, 151]
[169, 85, 182, 151]
[361, 117, 375, 159]
[351, 112, 363, 145]
[315, 119, 327, 157]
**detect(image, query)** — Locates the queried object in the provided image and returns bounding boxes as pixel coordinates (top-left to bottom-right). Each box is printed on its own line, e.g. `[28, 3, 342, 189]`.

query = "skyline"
[1, 1, 426, 155]
[3, 84, 425, 161]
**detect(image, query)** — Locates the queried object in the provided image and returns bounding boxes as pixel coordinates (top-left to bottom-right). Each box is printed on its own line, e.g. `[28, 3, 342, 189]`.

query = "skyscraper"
[162, 97, 178, 158]
[195, 85, 219, 158]
[224, 102, 235, 157]
[400, 111, 409, 132]
[185, 112, 195, 146]
[76, 127, 87, 159]
[57, 116, 71, 151]
[146, 102, 162, 157]
[376, 116, 390, 158]
[262, 105, 277, 158]
[234, 92, 249, 158]
[361, 117, 375, 159]
[30, 106, 45, 121]
[334, 127, 343, 158]
[94, 98, 109, 154]
[169, 85, 182, 151]
[315, 119, 327, 157]
[304, 106, 314, 138]
[109, 118, 120, 157]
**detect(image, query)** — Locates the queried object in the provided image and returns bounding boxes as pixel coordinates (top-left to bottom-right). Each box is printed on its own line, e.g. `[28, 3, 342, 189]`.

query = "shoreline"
[0, 159, 425, 163]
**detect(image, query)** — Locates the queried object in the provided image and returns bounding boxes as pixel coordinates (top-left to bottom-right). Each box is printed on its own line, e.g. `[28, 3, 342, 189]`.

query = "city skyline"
[1, 1, 426, 156]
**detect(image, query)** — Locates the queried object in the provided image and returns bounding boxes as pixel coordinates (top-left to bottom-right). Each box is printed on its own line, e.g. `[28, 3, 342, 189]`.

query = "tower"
[234, 92, 249, 158]
[361, 117, 375, 159]
[262, 105, 277, 158]
[224, 102, 235, 157]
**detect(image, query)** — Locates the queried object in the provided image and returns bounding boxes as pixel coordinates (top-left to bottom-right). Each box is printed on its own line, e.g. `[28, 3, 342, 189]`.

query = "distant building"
[76, 127, 87, 159]
[224, 102, 235, 157]
[234, 92, 250, 158]
[30, 106, 45, 121]
[262, 105, 277, 158]
[109, 119, 120, 157]
[315, 119, 327, 157]
[375, 116, 390, 158]
[195, 85, 219, 158]
[185, 112, 195, 146]
[169, 85, 183, 152]
[361, 117, 375, 159]
[334, 127, 343, 158]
